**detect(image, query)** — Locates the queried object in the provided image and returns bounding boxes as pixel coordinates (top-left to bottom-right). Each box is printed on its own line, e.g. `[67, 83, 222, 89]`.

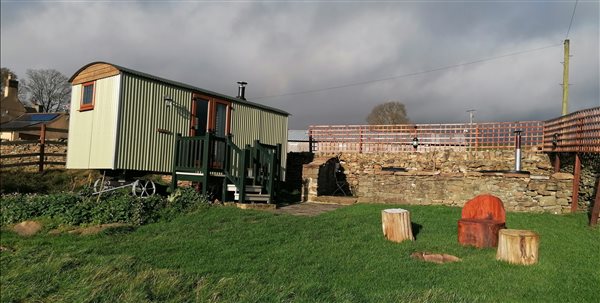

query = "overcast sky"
[1, 0, 598, 129]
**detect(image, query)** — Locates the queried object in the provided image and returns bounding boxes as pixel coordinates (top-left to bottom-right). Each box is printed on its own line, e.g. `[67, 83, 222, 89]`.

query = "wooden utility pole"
[562, 39, 570, 116]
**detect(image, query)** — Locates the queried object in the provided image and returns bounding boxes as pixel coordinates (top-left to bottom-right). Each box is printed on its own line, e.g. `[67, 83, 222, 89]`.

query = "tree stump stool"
[458, 194, 506, 248]
[496, 229, 539, 265]
[382, 208, 414, 243]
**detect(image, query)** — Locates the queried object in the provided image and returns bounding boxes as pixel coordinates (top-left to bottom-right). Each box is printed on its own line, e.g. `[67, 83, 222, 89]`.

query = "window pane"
[194, 99, 208, 135]
[215, 103, 227, 137]
[82, 84, 94, 105]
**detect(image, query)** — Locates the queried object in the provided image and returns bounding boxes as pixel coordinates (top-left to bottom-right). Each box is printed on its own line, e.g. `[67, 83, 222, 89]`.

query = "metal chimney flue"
[514, 130, 523, 171]
[237, 81, 247, 100]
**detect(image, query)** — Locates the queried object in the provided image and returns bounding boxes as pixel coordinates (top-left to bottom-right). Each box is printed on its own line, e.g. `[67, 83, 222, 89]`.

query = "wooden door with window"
[190, 94, 231, 137]
[191, 95, 210, 137]
[190, 93, 231, 169]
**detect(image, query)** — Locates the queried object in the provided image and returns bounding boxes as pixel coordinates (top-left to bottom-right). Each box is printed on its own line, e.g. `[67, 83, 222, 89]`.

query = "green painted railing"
[171, 133, 282, 203]
[171, 133, 210, 194]
[222, 135, 249, 203]
[251, 140, 282, 203]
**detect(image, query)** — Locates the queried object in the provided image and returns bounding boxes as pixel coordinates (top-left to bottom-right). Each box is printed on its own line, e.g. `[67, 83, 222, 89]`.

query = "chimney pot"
[236, 81, 247, 100]
[3, 76, 18, 98]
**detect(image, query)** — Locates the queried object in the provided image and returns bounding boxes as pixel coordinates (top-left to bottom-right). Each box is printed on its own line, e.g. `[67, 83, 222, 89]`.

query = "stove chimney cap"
[236, 81, 247, 100]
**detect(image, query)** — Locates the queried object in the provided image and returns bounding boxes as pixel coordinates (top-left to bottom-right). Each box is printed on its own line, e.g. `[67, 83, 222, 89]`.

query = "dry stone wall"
[357, 171, 573, 213]
[554, 153, 599, 210]
[302, 150, 578, 214]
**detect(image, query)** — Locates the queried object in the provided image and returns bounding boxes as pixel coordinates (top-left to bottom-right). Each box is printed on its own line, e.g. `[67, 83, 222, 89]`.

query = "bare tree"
[366, 101, 410, 125]
[22, 69, 71, 112]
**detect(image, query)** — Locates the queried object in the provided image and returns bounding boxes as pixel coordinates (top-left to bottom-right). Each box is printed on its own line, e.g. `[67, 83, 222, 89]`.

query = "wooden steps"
[227, 184, 262, 193]
[234, 193, 271, 202]
[172, 134, 280, 204]
[227, 184, 271, 203]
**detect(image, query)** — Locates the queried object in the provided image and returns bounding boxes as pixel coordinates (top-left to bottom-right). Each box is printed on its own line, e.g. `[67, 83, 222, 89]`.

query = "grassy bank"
[1, 204, 598, 302]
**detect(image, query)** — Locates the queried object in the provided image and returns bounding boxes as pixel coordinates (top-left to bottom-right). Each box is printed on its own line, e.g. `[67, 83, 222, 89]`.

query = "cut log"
[496, 229, 539, 265]
[458, 219, 505, 248]
[411, 252, 461, 264]
[382, 208, 414, 243]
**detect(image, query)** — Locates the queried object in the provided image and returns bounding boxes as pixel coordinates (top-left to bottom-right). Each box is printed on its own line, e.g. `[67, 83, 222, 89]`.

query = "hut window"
[214, 103, 227, 137]
[80, 82, 95, 111]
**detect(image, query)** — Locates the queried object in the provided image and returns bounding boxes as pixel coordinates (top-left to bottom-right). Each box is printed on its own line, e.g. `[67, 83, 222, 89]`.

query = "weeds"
[0, 187, 209, 227]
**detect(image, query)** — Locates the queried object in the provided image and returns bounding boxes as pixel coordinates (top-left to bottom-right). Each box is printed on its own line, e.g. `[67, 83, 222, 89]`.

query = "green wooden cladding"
[230, 102, 288, 179]
[115, 74, 192, 173]
[68, 62, 289, 175]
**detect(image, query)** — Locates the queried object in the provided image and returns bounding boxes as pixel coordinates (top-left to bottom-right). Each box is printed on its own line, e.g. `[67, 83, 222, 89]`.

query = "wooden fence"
[0, 124, 68, 171]
[543, 107, 600, 153]
[309, 121, 544, 153]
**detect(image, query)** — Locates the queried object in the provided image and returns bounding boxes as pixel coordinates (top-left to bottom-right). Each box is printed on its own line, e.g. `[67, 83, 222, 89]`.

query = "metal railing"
[308, 121, 544, 153]
[543, 107, 600, 153]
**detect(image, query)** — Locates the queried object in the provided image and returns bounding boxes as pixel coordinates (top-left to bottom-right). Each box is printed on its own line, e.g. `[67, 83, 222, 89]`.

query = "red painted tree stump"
[458, 194, 506, 248]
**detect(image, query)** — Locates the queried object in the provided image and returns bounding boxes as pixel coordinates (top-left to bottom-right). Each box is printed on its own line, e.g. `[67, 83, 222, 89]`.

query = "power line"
[251, 43, 562, 101]
[565, 0, 579, 39]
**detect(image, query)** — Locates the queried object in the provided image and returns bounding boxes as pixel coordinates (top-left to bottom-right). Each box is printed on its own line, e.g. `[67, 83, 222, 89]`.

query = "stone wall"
[282, 152, 314, 192]
[302, 150, 579, 214]
[357, 171, 573, 213]
[554, 153, 599, 210]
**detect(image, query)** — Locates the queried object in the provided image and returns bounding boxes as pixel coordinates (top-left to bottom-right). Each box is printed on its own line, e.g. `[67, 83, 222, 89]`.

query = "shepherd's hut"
[67, 62, 289, 202]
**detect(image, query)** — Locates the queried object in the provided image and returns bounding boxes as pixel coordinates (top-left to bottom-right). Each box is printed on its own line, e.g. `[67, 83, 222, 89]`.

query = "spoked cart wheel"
[93, 179, 112, 193]
[132, 180, 156, 198]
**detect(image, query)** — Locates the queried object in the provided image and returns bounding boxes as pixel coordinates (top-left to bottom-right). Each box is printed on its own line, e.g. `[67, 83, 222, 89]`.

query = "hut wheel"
[93, 179, 112, 193]
[132, 180, 156, 198]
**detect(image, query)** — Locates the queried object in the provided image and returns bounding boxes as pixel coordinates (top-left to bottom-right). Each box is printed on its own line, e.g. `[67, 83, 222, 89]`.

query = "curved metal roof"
[69, 61, 289, 116]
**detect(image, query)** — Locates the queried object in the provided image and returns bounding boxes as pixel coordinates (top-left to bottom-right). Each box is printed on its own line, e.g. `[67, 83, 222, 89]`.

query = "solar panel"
[0, 121, 42, 129]
[17, 114, 59, 122]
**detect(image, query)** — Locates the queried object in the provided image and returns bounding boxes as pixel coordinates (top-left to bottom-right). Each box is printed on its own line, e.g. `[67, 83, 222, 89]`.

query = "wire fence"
[309, 121, 544, 153]
[543, 107, 600, 153]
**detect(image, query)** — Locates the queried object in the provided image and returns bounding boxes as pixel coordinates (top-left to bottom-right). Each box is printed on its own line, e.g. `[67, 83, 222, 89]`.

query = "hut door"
[191, 96, 209, 136]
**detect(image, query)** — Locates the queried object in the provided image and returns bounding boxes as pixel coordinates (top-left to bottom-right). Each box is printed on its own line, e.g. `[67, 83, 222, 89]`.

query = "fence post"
[475, 124, 479, 151]
[39, 124, 46, 172]
[553, 153, 561, 173]
[171, 133, 182, 192]
[590, 177, 599, 226]
[359, 127, 363, 153]
[308, 128, 313, 153]
[571, 153, 581, 213]
[239, 146, 250, 203]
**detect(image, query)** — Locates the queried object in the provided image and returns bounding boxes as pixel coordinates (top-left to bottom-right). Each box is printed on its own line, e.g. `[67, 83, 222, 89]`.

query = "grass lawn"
[1, 204, 599, 302]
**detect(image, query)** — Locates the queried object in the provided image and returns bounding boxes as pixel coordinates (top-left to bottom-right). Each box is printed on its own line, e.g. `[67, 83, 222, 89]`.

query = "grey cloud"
[1, 1, 597, 129]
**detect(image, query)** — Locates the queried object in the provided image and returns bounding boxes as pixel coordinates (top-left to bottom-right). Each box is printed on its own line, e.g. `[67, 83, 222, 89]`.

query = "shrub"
[0, 186, 210, 227]
[161, 188, 210, 220]
[1, 194, 32, 225]
[91, 190, 135, 224]
[132, 195, 165, 225]
[0, 169, 98, 194]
